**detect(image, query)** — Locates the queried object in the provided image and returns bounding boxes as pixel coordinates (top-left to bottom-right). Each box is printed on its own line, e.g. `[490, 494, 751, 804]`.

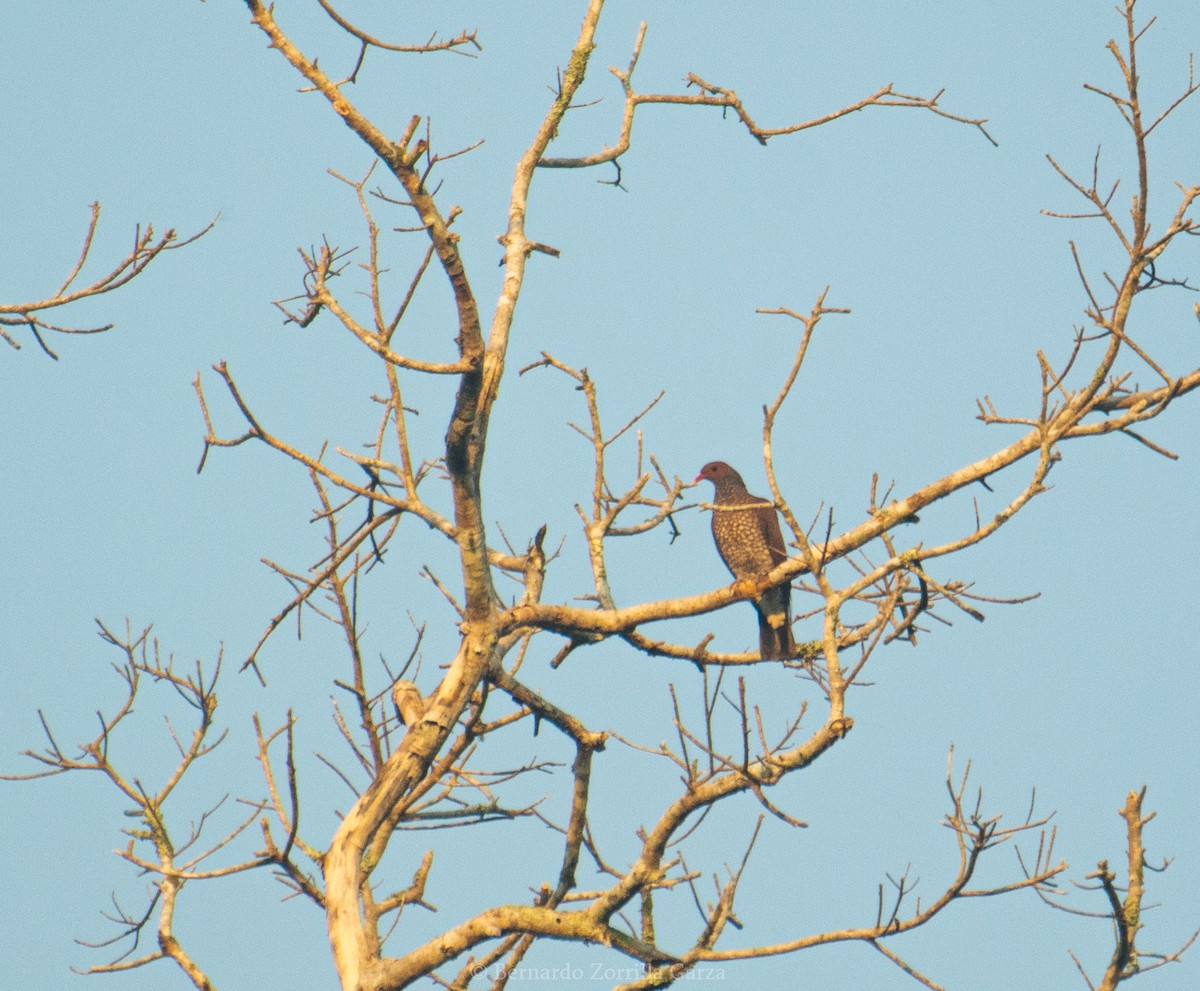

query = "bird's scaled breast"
[712, 512, 772, 577]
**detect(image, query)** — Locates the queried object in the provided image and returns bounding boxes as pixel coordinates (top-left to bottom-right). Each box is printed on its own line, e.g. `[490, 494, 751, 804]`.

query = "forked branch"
[539, 23, 994, 177]
[0, 203, 212, 358]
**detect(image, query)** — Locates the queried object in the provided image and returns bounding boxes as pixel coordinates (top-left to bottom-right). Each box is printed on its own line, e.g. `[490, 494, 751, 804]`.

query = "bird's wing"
[755, 500, 788, 567]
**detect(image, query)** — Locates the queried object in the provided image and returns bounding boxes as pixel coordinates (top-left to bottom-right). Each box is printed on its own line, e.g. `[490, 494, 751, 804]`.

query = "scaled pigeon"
[695, 461, 796, 659]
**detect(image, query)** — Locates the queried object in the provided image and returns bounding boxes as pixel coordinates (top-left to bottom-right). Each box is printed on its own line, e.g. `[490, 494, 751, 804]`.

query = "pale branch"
[377, 904, 681, 988]
[1034, 786, 1199, 990]
[354, 687, 493, 867]
[240, 10, 490, 619]
[315, 471, 387, 772]
[366, 705, 850, 985]
[519, 350, 687, 612]
[0, 203, 212, 358]
[241, 1, 468, 260]
[486, 663, 606, 753]
[539, 23, 993, 174]
[194, 359, 545, 672]
[3, 623, 265, 989]
[870, 940, 948, 991]
[485, 661, 606, 907]
[696, 756, 1063, 964]
[626, 821, 765, 989]
[590, 715, 852, 927]
[243, 509, 401, 675]
[619, 628, 821, 667]
[315, 0, 480, 59]
[1044, 152, 1134, 252]
[285, 245, 473, 373]
[274, 175, 475, 374]
[253, 715, 326, 904]
[508, 515, 1018, 665]
[329, 164, 433, 346]
[374, 850, 437, 918]
[761, 291, 851, 602]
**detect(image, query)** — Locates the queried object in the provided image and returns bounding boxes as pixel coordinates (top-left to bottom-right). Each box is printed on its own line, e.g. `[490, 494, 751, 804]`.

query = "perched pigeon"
[695, 461, 795, 659]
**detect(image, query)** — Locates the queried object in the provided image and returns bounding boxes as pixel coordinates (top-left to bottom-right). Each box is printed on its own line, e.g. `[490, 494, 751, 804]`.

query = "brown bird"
[695, 461, 795, 659]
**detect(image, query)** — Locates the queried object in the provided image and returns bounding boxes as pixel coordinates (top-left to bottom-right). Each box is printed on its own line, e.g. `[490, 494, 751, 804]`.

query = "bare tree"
[5, 2, 1199, 990]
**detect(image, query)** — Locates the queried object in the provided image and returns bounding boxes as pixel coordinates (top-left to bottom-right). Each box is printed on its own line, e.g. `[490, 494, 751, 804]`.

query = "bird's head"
[694, 461, 742, 487]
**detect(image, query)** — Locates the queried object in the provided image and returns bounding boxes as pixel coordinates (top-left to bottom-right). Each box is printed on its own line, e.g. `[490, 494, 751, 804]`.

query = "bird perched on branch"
[695, 461, 795, 660]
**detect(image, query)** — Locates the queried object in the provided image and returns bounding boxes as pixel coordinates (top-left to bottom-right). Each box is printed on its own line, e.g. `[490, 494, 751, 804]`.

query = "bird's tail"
[757, 609, 796, 660]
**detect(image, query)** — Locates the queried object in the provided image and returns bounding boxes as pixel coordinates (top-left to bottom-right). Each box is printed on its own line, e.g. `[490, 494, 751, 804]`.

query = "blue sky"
[3, 2, 1200, 989]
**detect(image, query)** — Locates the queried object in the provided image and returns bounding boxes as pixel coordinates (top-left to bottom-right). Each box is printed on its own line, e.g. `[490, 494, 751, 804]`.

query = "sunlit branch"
[0, 203, 212, 359]
[539, 24, 994, 175]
